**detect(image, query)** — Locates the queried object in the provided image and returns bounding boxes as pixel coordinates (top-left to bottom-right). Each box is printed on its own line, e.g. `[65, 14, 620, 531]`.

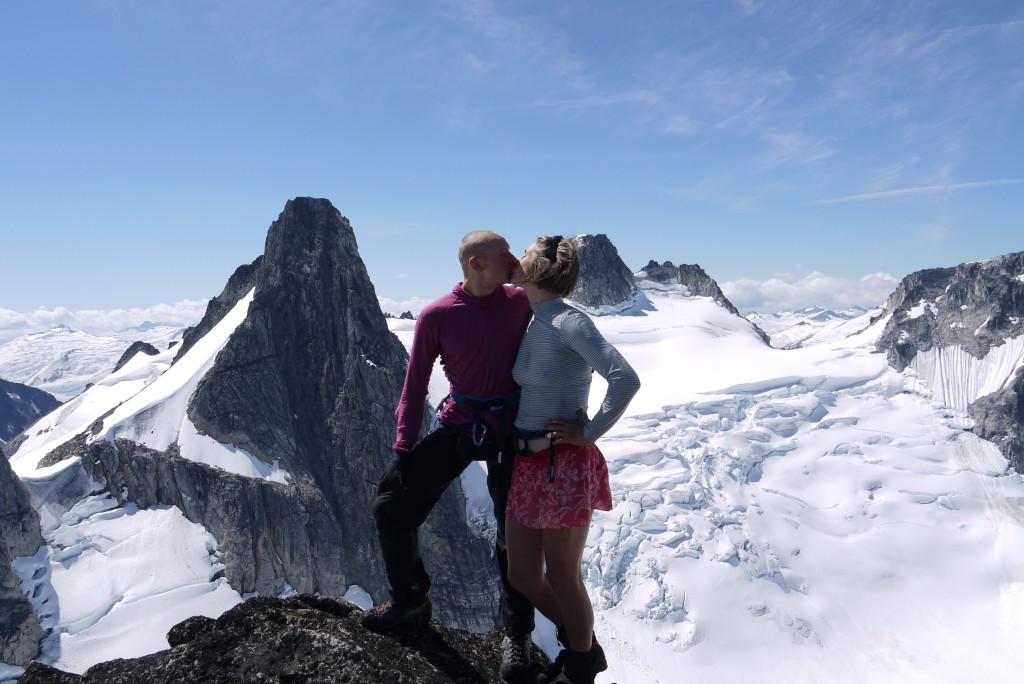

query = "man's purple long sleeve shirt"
[393, 283, 532, 452]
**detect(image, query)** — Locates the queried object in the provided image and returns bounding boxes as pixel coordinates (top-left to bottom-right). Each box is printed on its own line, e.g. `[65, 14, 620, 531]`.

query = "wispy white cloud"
[721, 271, 900, 312]
[0, 301, 208, 345]
[808, 179, 1024, 205]
[464, 90, 659, 113]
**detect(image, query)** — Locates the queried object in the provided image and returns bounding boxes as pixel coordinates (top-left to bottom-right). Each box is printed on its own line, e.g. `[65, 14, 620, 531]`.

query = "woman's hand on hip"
[544, 408, 592, 446]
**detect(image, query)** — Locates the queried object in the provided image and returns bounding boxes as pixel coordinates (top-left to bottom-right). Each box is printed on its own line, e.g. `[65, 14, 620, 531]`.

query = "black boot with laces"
[499, 632, 532, 682]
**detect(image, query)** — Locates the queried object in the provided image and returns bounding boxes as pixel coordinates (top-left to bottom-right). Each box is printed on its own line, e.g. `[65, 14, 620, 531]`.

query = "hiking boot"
[556, 627, 607, 675]
[550, 648, 596, 684]
[499, 632, 531, 682]
[358, 596, 432, 633]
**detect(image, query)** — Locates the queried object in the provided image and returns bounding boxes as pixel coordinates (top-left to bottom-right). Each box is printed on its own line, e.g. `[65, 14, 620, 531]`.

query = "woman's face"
[512, 243, 540, 286]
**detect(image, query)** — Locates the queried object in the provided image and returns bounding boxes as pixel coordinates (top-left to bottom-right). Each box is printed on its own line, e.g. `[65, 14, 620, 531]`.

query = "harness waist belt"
[445, 390, 521, 446]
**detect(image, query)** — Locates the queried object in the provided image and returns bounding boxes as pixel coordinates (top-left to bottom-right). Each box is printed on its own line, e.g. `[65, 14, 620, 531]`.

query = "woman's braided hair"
[521, 235, 579, 297]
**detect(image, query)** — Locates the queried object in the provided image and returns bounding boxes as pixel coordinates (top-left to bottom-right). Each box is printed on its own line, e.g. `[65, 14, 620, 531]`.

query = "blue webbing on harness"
[444, 390, 521, 447]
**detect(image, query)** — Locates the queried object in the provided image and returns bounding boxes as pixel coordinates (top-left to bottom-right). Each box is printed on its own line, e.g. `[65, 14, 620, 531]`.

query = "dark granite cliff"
[0, 445, 43, 667]
[111, 341, 160, 373]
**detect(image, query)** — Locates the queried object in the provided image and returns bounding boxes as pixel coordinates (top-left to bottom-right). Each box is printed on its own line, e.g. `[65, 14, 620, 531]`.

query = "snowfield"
[5, 282, 1024, 683]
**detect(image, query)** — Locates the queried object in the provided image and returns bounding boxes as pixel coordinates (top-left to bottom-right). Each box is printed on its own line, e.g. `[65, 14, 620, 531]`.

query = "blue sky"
[2, 0, 1022, 334]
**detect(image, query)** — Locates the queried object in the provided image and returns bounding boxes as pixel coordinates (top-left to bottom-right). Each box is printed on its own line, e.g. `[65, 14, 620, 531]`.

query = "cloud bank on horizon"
[0, 301, 209, 345]
[0, 268, 900, 344]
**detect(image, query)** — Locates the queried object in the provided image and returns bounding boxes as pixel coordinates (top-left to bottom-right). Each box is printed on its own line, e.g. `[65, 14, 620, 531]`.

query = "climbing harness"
[514, 427, 558, 484]
[437, 390, 520, 460]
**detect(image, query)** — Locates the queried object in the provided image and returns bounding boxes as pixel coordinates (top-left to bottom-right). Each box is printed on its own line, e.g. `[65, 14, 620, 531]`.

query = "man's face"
[476, 239, 519, 285]
[510, 243, 538, 287]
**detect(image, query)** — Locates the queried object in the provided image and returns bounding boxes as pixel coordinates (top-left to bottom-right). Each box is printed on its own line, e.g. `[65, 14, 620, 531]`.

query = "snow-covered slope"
[582, 292, 1024, 683]
[9, 291, 284, 483]
[446, 287, 1024, 683]
[0, 325, 184, 401]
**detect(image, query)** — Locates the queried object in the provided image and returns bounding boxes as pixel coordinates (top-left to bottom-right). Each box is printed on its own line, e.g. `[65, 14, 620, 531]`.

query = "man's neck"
[462, 279, 500, 298]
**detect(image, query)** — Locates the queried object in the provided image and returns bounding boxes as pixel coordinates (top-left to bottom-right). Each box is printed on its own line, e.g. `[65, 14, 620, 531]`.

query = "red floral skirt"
[506, 443, 613, 529]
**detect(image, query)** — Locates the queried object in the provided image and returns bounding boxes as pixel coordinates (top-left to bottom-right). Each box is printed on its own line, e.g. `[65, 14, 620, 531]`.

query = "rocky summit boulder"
[0, 444, 43, 667]
[18, 594, 551, 684]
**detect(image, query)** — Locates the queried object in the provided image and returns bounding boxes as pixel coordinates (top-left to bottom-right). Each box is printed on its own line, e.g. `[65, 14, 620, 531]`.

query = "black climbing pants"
[372, 424, 535, 636]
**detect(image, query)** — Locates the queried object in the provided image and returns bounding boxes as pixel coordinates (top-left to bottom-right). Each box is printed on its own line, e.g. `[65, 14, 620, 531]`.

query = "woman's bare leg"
[505, 517, 565, 627]
[541, 522, 593, 652]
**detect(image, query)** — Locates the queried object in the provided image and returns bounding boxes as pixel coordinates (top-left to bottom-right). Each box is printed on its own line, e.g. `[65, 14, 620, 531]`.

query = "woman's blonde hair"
[520, 235, 579, 296]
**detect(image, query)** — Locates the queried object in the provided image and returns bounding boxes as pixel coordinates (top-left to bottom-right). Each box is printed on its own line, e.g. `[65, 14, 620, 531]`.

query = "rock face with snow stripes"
[874, 251, 1024, 469]
[0, 444, 43, 666]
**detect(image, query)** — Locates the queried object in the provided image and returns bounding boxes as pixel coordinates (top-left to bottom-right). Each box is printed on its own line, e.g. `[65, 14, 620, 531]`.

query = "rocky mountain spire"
[65, 198, 499, 629]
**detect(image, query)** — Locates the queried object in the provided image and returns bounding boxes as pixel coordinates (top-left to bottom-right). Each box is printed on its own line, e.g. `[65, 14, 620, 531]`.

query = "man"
[361, 231, 536, 682]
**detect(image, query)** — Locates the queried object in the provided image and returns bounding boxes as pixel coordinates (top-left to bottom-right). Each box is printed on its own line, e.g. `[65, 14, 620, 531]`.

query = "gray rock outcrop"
[19, 594, 550, 683]
[111, 341, 160, 373]
[875, 251, 1024, 469]
[0, 378, 61, 442]
[969, 367, 1024, 469]
[0, 444, 43, 667]
[568, 234, 643, 311]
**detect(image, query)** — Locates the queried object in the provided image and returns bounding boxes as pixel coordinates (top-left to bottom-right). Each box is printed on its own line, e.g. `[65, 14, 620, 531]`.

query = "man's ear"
[468, 255, 483, 272]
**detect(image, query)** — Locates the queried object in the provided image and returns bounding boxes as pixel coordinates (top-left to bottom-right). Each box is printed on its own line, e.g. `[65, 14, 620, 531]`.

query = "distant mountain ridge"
[749, 306, 878, 349]
[0, 326, 184, 400]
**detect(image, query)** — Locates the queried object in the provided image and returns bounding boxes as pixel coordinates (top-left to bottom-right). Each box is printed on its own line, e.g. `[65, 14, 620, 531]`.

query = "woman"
[506, 235, 640, 684]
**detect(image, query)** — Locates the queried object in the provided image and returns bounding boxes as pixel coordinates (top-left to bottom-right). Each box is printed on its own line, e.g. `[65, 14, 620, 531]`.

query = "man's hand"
[543, 408, 592, 446]
[393, 448, 413, 489]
